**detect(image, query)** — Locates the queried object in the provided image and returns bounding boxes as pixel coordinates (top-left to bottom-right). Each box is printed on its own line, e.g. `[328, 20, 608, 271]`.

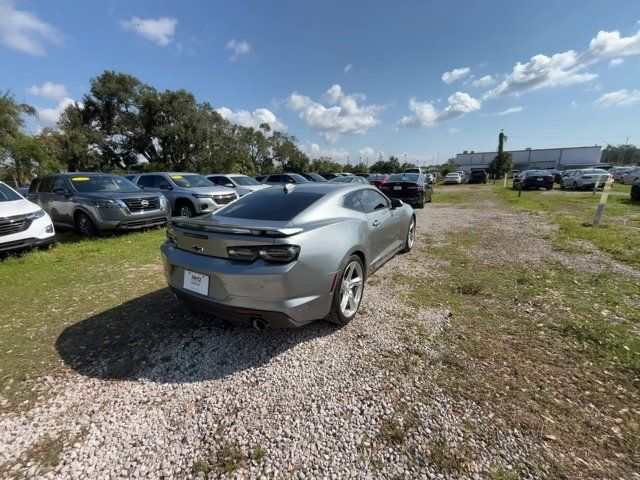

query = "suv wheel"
[76, 212, 97, 237]
[631, 184, 640, 201]
[326, 254, 364, 326]
[176, 201, 195, 217]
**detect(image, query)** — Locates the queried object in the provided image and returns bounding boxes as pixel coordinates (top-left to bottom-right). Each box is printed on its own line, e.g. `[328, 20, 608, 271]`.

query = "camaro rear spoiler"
[170, 219, 303, 237]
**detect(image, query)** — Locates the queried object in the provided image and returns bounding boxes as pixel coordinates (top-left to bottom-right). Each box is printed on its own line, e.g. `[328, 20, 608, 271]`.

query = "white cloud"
[216, 107, 286, 131]
[37, 97, 75, 128]
[344, 64, 352, 73]
[496, 106, 523, 116]
[358, 147, 375, 159]
[120, 16, 177, 46]
[226, 39, 250, 60]
[397, 91, 481, 128]
[472, 75, 495, 87]
[485, 27, 640, 99]
[301, 142, 351, 162]
[569, 100, 578, 108]
[609, 58, 624, 67]
[596, 89, 640, 107]
[287, 84, 383, 143]
[0, 0, 62, 55]
[27, 81, 68, 101]
[442, 67, 471, 84]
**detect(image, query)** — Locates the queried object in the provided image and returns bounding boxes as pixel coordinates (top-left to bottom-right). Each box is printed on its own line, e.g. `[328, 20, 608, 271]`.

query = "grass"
[401, 184, 640, 478]
[0, 228, 167, 409]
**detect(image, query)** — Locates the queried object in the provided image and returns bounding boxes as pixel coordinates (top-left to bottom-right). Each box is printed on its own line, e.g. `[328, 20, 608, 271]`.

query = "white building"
[455, 145, 603, 171]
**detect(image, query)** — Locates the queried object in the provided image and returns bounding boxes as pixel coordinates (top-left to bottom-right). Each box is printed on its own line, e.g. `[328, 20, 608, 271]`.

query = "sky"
[1, 0, 639, 165]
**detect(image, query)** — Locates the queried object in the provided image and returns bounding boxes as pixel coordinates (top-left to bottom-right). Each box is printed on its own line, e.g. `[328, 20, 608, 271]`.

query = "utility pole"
[618, 137, 630, 165]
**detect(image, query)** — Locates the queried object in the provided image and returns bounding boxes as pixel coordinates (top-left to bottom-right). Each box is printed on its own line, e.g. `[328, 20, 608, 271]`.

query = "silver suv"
[127, 172, 237, 217]
[28, 173, 170, 236]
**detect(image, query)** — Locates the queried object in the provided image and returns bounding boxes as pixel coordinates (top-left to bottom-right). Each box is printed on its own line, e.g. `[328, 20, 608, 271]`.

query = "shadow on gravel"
[55, 288, 336, 383]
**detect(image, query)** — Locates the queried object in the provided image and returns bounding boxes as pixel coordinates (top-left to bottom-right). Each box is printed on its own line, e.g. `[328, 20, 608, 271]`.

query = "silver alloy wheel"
[180, 205, 194, 217]
[407, 218, 415, 249]
[339, 260, 364, 318]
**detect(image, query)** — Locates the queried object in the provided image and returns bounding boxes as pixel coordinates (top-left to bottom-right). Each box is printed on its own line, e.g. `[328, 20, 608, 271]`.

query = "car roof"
[58, 172, 115, 177]
[139, 172, 201, 176]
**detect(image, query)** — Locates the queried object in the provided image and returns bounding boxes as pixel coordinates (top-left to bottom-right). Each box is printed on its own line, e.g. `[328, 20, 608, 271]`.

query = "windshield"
[288, 173, 309, 183]
[388, 174, 419, 182]
[231, 175, 260, 186]
[215, 189, 323, 221]
[69, 175, 141, 193]
[0, 183, 22, 201]
[170, 174, 214, 188]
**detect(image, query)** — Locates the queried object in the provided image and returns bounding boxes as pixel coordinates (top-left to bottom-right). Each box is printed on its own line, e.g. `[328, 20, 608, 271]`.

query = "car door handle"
[372, 220, 380, 227]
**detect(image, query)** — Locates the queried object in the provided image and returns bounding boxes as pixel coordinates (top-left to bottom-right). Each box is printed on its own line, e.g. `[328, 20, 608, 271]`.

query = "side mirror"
[390, 198, 403, 209]
[225, 183, 235, 188]
[160, 184, 173, 190]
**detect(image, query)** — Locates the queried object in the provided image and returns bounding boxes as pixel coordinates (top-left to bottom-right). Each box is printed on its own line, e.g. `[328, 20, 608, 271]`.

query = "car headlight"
[94, 199, 121, 209]
[191, 193, 212, 199]
[26, 209, 46, 220]
[159, 195, 167, 208]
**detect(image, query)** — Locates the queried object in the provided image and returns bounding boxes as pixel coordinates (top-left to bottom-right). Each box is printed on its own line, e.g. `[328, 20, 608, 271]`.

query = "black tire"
[631, 185, 640, 201]
[560, 182, 565, 190]
[175, 200, 195, 217]
[416, 193, 425, 209]
[545, 186, 552, 190]
[401, 216, 416, 253]
[75, 212, 97, 237]
[325, 254, 365, 326]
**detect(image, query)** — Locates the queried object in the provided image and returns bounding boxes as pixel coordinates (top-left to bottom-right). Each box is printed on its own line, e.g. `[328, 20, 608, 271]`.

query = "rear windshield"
[388, 174, 419, 182]
[0, 183, 22, 201]
[215, 189, 324, 221]
[69, 175, 141, 193]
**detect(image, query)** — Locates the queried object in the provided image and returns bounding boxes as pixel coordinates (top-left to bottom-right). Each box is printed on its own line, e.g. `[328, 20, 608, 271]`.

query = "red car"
[368, 174, 388, 189]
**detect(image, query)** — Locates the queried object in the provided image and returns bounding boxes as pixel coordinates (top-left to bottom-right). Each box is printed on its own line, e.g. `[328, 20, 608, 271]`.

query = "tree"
[351, 162, 369, 174]
[309, 156, 343, 173]
[400, 162, 417, 171]
[0, 91, 37, 184]
[438, 158, 457, 176]
[601, 144, 639, 166]
[487, 129, 513, 178]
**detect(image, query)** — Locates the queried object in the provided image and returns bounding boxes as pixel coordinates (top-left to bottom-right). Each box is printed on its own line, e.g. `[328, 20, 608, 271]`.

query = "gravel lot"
[1, 196, 630, 479]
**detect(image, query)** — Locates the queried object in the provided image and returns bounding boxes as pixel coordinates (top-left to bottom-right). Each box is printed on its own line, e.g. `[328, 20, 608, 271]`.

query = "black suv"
[468, 169, 488, 184]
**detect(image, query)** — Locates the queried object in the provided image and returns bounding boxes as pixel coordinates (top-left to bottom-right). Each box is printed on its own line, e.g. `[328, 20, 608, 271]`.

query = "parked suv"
[468, 169, 488, 184]
[206, 174, 270, 197]
[128, 172, 237, 217]
[28, 173, 170, 236]
[1, 181, 56, 252]
[259, 173, 310, 185]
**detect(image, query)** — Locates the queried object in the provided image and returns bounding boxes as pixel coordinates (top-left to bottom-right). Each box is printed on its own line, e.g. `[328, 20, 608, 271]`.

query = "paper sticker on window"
[171, 175, 183, 179]
[71, 177, 90, 181]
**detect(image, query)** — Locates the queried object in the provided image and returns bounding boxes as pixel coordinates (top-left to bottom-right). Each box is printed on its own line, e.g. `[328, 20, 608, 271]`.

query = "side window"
[137, 176, 155, 188]
[38, 176, 54, 193]
[269, 175, 283, 183]
[209, 177, 223, 186]
[358, 189, 389, 214]
[53, 176, 68, 192]
[29, 178, 41, 193]
[343, 191, 364, 212]
[157, 176, 171, 189]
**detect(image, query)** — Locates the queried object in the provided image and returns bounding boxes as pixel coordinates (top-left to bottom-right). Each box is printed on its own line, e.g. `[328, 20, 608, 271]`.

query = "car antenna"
[283, 183, 295, 194]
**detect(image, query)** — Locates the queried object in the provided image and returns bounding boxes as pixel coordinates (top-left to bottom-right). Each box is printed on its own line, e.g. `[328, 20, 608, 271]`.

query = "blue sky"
[1, 0, 639, 165]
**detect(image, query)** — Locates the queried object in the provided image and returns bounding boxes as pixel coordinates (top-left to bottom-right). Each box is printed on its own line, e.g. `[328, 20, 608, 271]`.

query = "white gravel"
[1, 202, 566, 479]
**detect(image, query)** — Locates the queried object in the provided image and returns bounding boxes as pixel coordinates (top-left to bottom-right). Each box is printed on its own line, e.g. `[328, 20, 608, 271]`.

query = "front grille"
[122, 197, 161, 212]
[0, 215, 31, 238]
[213, 194, 237, 205]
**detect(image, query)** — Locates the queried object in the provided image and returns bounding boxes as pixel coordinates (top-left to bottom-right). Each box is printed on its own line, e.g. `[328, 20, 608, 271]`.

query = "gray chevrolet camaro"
[161, 183, 416, 329]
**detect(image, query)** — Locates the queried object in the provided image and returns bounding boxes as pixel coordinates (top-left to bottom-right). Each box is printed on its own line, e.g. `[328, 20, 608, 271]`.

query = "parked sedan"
[206, 174, 270, 197]
[619, 167, 640, 185]
[444, 172, 463, 184]
[561, 169, 611, 190]
[379, 173, 432, 208]
[513, 170, 555, 190]
[611, 166, 635, 183]
[368, 174, 388, 189]
[162, 184, 416, 328]
[28, 173, 170, 236]
[329, 176, 370, 184]
[1, 181, 56, 253]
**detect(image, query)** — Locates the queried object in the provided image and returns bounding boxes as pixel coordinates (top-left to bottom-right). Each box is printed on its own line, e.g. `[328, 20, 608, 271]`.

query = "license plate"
[183, 269, 209, 295]
[394, 186, 402, 190]
[536, 177, 543, 181]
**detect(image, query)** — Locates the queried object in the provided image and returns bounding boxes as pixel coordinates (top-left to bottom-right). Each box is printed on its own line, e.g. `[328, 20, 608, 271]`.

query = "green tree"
[0, 91, 37, 185]
[309, 156, 343, 173]
[487, 129, 513, 178]
[601, 144, 639, 166]
[438, 158, 457, 176]
[351, 162, 369, 174]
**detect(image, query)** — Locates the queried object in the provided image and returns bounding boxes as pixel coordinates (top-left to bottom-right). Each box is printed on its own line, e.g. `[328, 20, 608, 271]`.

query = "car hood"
[183, 186, 236, 195]
[0, 198, 41, 217]
[77, 191, 160, 200]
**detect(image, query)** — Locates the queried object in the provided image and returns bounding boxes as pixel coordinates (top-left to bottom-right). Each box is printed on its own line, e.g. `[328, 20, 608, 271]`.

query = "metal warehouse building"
[455, 145, 603, 171]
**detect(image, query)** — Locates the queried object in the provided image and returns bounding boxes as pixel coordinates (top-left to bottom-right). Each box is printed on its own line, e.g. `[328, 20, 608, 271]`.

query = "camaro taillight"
[227, 245, 301, 263]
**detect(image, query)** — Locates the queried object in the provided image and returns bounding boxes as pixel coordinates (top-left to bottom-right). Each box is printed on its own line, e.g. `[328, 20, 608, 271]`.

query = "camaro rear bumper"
[160, 241, 336, 326]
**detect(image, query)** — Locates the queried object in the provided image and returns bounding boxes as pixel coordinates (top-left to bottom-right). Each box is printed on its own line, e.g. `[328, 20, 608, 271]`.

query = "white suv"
[0, 181, 56, 253]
